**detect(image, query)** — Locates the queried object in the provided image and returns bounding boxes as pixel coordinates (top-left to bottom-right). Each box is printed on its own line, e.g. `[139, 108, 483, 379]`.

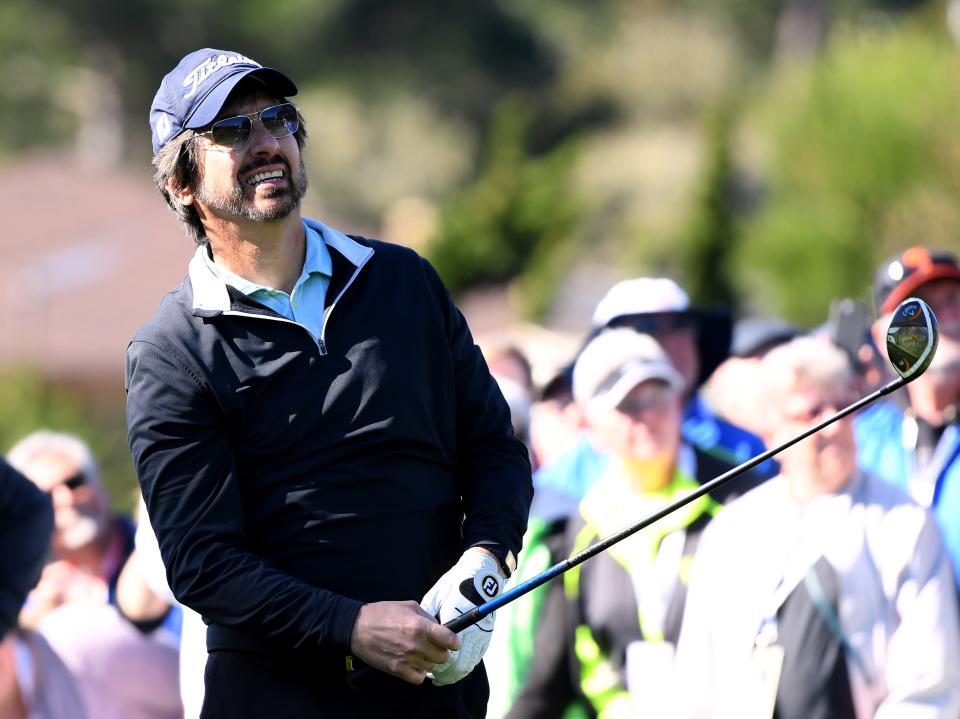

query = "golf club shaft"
[349, 296, 935, 690]
[347, 373, 907, 694]
[444, 373, 906, 633]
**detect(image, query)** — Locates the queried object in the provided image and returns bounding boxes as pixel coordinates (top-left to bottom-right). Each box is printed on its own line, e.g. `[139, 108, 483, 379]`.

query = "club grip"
[443, 606, 482, 633]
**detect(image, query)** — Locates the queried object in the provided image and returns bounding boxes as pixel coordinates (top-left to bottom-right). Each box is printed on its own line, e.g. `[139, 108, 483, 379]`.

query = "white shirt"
[673, 470, 960, 719]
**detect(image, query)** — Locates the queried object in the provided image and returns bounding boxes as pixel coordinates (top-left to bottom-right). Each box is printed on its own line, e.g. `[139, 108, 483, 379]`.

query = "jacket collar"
[188, 218, 374, 313]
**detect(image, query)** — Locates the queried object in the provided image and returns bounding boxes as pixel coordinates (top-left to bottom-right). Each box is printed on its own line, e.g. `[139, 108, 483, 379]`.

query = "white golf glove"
[420, 549, 504, 686]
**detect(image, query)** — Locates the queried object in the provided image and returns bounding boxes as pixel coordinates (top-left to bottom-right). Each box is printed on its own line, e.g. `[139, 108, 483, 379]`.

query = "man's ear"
[167, 178, 195, 207]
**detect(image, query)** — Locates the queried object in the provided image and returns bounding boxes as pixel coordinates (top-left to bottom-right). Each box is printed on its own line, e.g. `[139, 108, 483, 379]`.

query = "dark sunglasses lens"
[210, 116, 251, 149]
[63, 473, 86, 490]
[620, 315, 695, 334]
[261, 104, 299, 138]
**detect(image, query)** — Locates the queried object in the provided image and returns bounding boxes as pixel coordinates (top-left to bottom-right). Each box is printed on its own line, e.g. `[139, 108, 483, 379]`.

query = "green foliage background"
[734, 23, 960, 324]
[0, 370, 137, 511]
[427, 102, 583, 319]
[4, 0, 953, 324]
[3, 0, 960, 505]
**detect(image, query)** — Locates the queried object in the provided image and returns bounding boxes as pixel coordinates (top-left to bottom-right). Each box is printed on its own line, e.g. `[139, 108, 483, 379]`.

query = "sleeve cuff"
[328, 595, 365, 653]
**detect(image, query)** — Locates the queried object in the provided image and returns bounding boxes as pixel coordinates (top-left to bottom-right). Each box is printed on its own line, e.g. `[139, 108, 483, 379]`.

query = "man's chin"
[242, 191, 300, 222]
[57, 516, 103, 550]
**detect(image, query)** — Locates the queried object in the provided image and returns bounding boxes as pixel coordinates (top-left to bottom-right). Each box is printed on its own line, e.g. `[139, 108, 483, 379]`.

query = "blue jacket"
[125, 221, 532, 667]
[855, 400, 960, 583]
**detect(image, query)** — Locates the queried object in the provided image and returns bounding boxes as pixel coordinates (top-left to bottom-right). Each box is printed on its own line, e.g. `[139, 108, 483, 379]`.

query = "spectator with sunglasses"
[7, 430, 134, 624]
[7, 430, 181, 719]
[497, 278, 771, 716]
[127, 49, 531, 718]
[506, 330, 750, 719]
[532, 277, 774, 505]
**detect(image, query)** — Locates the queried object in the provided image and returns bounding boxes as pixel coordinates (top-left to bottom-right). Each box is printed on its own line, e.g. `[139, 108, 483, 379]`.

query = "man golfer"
[126, 48, 532, 718]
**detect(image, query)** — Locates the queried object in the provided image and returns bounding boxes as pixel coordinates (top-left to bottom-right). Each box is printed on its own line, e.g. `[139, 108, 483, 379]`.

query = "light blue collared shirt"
[202, 221, 332, 340]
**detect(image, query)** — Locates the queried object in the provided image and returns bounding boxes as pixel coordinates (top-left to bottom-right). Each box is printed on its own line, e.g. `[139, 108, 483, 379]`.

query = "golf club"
[349, 296, 938, 688]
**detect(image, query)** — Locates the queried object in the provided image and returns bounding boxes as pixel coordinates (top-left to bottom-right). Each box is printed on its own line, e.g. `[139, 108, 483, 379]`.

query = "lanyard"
[902, 415, 959, 507]
[752, 487, 878, 702]
[752, 487, 849, 648]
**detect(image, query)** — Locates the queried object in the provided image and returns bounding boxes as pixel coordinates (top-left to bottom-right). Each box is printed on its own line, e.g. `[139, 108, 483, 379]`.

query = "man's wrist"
[468, 544, 515, 579]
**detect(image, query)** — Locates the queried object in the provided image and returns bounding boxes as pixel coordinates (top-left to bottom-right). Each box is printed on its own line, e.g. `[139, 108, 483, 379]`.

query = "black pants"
[200, 649, 490, 719]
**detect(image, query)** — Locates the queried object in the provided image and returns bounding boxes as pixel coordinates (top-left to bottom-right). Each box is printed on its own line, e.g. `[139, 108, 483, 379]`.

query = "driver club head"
[886, 297, 939, 381]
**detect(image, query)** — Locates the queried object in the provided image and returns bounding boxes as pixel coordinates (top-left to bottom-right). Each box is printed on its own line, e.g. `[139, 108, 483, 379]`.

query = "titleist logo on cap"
[182, 53, 259, 100]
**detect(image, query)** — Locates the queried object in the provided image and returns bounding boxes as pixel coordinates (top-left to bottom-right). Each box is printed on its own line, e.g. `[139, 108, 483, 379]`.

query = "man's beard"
[56, 507, 105, 550]
[196, 154, 308, 223]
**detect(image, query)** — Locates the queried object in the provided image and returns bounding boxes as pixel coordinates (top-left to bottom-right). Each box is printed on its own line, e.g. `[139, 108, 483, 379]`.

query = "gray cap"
[573, 329, 683, 416]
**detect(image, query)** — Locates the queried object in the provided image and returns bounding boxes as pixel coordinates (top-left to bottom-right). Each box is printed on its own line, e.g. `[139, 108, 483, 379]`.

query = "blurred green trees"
[0, 1, 84, 159]
[0, 370, 137, 511]
[427, 102, 583, 319]
[732, 23, 960, 324]
[4, 0, 960, 502]
[3, 0, 960, 325]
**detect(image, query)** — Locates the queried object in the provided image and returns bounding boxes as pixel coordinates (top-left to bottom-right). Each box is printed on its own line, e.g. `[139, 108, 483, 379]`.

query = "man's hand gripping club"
[350, 600, 461, 685]
[420, 548, 504, 686]
[348, 547, 504, 686]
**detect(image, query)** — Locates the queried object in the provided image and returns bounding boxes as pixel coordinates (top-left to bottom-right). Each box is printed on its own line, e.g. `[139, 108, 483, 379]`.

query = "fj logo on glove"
[481, 574, 500, 598]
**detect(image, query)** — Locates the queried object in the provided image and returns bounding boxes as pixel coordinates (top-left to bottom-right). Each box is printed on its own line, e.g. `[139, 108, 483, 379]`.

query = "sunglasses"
[616, 383, 678, 418]
[49, 472, 86, 493]
[610, 314, 697, 335]
[194, 103, 299, 152]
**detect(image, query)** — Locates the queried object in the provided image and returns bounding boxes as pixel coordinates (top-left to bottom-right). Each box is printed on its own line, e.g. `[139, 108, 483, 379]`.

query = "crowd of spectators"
[490, 246, 960, 718]
[5, 244, 960, 718]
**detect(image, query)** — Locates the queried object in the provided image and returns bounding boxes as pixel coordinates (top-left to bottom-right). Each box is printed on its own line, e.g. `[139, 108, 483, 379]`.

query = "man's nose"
[248, 120, 281, 154]
[51, 483, 76, 506]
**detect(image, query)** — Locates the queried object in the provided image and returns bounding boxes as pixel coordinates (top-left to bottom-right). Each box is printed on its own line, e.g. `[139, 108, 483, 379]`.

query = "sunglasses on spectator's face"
[616, 383, 677, 418]
[58, 472, 86, 492]
[612, 314, 697, 336]
[194, 103, 299, 152]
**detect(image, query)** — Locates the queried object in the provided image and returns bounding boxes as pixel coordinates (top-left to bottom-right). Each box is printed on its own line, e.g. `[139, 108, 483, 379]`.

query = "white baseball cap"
[591, 278, 690, 328]
[573, 329, 683, 416]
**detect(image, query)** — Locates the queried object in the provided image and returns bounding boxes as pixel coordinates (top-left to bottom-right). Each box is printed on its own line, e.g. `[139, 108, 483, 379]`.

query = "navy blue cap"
[150, 48, 298, 154]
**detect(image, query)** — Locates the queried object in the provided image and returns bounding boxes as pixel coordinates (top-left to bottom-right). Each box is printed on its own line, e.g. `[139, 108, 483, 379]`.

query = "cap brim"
[185, 67, 298, 130]
[589, 363, 683, 415]
[881, 266, 960, 314]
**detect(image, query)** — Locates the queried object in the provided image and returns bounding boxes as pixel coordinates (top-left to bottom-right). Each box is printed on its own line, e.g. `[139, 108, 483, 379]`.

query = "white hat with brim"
[573, 329, 684, 417]
[591, 278, 689, 328]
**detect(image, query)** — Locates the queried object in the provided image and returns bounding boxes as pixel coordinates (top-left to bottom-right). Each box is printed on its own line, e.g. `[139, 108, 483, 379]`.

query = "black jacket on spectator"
[0, 458, 53, 637]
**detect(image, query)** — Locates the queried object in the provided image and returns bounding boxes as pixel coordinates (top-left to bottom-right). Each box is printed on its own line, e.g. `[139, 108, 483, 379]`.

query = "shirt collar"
[301, 222, 332, 280]
[199, 244, 262, 296]
[189, 218, 359, 312]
